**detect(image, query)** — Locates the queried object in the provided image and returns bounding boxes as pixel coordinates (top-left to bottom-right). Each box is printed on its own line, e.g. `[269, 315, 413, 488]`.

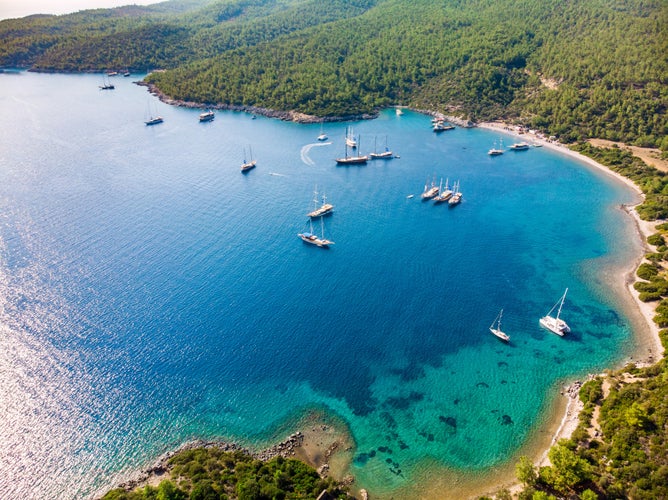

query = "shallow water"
[0, 71, 640, 498]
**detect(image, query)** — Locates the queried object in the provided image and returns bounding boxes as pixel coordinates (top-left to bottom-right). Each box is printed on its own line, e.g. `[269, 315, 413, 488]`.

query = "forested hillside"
[1, 0, 666, 150]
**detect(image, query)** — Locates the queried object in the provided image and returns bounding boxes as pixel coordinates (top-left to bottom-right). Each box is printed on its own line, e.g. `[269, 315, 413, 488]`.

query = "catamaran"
[306, 186, 333, 218]
[490, 309, 510, 342]
[298, 216, 333, 248]
[539, 288, 571, 336]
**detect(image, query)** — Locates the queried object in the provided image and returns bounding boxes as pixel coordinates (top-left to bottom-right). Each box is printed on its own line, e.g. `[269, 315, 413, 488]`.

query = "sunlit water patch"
[0, 71, 641, 498]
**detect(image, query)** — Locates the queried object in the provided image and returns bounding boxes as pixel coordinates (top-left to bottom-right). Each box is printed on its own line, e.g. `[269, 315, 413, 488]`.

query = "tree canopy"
[1, 0, 665, 150]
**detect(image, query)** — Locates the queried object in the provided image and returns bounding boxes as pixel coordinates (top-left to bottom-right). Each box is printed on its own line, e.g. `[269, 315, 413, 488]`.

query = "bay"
[0, 71, 641, 498]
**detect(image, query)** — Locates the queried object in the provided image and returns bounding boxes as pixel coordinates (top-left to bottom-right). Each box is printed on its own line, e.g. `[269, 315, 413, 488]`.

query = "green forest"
[101, 448, 348, 499]
[1, 0, 666, 151]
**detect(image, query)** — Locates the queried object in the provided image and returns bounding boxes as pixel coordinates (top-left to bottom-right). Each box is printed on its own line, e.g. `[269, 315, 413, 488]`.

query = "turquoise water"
[0, 71, 640, 498]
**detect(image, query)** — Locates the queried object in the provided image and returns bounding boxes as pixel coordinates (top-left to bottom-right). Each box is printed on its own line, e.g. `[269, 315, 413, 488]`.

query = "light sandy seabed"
[294, 123, 666, 500]
[109, 121, 665, 500]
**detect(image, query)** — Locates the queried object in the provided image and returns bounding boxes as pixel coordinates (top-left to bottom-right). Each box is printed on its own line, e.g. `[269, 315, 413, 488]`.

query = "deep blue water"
[0, 72, 641, 498]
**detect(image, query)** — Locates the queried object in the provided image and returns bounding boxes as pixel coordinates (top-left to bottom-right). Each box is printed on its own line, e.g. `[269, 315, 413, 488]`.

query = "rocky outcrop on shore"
[113, 432, 305, 494]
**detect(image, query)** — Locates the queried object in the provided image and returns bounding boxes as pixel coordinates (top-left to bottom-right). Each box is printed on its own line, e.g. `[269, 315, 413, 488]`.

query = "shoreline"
[478, 121, 663, 360]
[100, 107, 664, 499]
[102, 411, 356, 499]
[472, 121, 665, 496]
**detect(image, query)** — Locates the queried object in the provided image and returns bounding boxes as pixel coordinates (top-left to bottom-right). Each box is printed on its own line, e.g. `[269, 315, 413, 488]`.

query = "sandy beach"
[469, 121, 665, 495]
[479, 121, 663, 358]
[104, 119, 665, 500]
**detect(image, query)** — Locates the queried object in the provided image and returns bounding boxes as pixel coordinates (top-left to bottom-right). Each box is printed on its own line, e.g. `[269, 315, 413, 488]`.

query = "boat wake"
[269, 172, 286, 177]
[301, 142, 332, 166]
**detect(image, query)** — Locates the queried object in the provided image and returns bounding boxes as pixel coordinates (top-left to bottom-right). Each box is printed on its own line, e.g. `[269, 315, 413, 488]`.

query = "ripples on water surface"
[0, 72, 641, 498]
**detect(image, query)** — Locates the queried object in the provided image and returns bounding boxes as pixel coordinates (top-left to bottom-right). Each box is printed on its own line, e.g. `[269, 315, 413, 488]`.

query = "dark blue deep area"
[0, 72, 640, 498]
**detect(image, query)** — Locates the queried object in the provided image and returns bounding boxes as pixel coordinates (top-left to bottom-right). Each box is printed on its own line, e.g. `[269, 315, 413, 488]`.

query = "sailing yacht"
[144, 99, 163, 125]
[490, 309, 510, 342]
[420, 177, 439, 200]
[99, 75, 115, 90]
[488, 139, 504, 156]
[298, 217, 333, 248]
[336, 134, 368, 165]
[317, 123, 328, 141]
[369, 136, 394, 160]
[539, 288, 571, 336]
[448, 181, 462, 206]
[241, 146, 256, 172]
[345, 127, 357, 148]
[433, 178, 453, 203]
[306, 186, 334, 218]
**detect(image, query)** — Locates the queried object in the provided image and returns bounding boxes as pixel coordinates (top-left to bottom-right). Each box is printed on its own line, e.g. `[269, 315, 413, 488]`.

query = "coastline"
[471, 121, 665, 496]
[477, 121, 664, 361]
[98, 108, 664, 499]
[102, 410, 356, 499]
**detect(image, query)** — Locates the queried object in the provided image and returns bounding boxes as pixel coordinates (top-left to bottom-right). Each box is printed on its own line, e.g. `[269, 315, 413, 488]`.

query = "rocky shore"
[112, 432, 305, 494]
[136, 81, 378, 124]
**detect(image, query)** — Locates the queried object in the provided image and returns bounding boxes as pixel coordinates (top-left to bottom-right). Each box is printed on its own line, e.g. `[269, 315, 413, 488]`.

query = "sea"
[0, 71, 642, 499]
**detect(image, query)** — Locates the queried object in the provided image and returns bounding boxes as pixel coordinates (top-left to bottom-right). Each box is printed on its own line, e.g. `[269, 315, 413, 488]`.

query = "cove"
[0, 71, 642, 499]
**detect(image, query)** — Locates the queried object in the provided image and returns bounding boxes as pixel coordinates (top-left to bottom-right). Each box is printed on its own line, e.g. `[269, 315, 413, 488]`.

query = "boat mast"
[556, 288, 568, 320]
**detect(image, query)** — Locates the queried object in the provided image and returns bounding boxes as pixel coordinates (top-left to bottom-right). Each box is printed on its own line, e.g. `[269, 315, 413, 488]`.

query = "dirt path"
[588, 139, 668, 172]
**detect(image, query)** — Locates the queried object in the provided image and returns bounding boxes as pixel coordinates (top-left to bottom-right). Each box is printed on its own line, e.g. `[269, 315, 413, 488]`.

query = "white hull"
[539, 316, 570, 336]
[298, 233, 332, 248]
[490, 327, 510, 342]
[307, 204, 334, 218]
[241, 161, 256, 172]
[421, 187, 439, 199]
[199, 111, 214, 122]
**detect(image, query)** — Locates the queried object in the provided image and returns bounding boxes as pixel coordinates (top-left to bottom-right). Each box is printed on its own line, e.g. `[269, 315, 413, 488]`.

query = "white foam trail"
[300, 142, 331, 166]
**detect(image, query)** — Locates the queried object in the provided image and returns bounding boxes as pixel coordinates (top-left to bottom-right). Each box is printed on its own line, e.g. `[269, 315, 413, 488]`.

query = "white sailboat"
[433, 178, 452, 203]
[539, 288, 571, 336]
[488, 139, 504, 155]
[144, 99, 163, 125]
[448, 181, 462, 206]
[369, 136, 394, 160]
[345, 126, 357, 148]
[490, 309, 510, 342]
[317, 123, 328, 141]
[241, 146, 256, 172]
[420, 177, 439, 200]
[298, 216, 333, 248]
[306, 185, 334, 218]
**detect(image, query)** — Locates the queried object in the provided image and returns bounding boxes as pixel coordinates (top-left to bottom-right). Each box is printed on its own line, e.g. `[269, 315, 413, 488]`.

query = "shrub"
[637, 262, 659, 280]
